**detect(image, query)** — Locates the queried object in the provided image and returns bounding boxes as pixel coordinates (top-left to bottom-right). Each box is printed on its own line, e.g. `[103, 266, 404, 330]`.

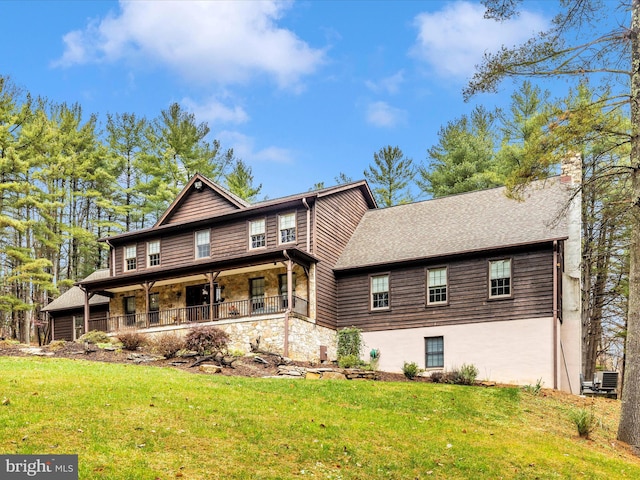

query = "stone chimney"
[561, 152, 582, 185]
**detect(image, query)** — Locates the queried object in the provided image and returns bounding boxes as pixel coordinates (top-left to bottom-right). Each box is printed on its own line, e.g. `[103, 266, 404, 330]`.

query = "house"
[44, 174, 377, 362]
[334, 171, 581, 392]
[42, 167, 581, 393]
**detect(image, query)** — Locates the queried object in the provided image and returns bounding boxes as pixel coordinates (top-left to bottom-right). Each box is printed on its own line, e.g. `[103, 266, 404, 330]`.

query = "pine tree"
[417, 106, 499, 197]
[364, 146, 415, 207]
[225, 159, 262, 202]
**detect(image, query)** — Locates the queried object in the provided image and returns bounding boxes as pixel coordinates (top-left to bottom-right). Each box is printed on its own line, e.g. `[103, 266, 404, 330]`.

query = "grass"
[0, 357, 639, 479]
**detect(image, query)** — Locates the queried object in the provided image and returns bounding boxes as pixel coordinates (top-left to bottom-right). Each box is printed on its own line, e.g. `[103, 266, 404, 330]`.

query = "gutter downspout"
[105, 239, 115, 276]
[283, 250, 293, 357]
[553, 240, 559, 390]
[302, 198, 311, 253]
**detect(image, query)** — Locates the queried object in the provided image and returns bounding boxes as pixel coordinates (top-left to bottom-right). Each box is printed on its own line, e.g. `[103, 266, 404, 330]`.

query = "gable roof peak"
[154, 173, 251, 227]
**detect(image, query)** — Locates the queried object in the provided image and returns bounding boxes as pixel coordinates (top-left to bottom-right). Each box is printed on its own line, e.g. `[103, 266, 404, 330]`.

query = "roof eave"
[333, 237, 568, 273]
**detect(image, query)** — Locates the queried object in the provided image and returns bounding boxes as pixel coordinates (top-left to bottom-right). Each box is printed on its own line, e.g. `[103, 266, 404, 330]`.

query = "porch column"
[283, 250, 293, 357]
[142, 281, 156, 328]
[205, 272, 220, 320]
[81, 286, 90, 333]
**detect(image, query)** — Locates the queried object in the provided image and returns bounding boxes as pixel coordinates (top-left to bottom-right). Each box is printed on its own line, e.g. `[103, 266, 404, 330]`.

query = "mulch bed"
[0, 340, 418, 383]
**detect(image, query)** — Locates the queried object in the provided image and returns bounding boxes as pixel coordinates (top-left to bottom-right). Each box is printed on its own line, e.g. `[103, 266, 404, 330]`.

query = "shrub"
[337, 327, 363, 360]
[150, 333, 185, 358]
[338, 354, 361, 369]
[402, 361, 421, 380]
[78, 330, 111, 344]
[185, 326, 230, 355]
[569, 408, 596, 438]
[455, 363, 479, 385]
[48, 340, 66, 351]
[522, 378, 544, 396]
[117, 332, 145, 351]
[430, 370, 458, 384]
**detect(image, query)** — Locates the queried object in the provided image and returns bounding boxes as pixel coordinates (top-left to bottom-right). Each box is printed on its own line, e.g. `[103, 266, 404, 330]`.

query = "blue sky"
[2, 0, 573, 199]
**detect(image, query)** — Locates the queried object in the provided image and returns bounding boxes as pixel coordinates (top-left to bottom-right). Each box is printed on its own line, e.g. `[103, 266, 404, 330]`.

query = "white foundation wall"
[362, 317, 556, 388]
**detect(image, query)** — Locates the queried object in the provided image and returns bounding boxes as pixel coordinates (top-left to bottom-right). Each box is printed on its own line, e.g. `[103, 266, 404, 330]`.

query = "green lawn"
[0, 356, 638, 479]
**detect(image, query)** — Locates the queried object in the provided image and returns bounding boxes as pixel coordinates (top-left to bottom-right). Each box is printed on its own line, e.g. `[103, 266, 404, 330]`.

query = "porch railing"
[88, 295, 309, 333]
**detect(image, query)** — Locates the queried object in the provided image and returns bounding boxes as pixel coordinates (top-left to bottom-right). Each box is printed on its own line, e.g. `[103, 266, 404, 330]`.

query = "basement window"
[425, 336, 444, 368]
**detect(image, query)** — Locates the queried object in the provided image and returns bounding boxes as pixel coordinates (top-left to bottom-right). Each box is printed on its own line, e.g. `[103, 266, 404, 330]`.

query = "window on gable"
[427, 267, 448, 305]
[124, 245, 137, 271]
[371, 274, 389, 310]
[279, 213, 296, 244]
[147, 240, 160, 267]
[425, 336, 444, 368]
[249, 219, 266, 249]
[195, 230, 211, 259]
[489, 259, 511, 298]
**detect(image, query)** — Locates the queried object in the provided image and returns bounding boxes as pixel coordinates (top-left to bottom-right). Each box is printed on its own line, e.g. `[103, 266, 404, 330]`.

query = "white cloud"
[365, 70, 405, 95]
[411, 1, 548, 79]
[55, 0, 325, 89]
[180, 96, 249, 126]
[218, 130, 295, 164]
[366, 101, 407, 128]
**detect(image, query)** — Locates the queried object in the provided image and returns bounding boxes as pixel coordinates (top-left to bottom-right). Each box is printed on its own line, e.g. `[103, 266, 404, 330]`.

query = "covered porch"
[79, 248, 317, 339]
[88, 294, 309, 332]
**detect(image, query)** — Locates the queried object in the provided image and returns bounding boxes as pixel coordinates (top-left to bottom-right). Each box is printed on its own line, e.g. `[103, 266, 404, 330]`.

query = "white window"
[279, 213, 296, 244]
[195, 230, 211, 259]
[489, 259, 511, 298]
[427, 267, 447, 305]
[249, 219, 266, 249]
[371, 274, 389, 310]
[124, 245, 137, 271]
[147, 240, 160, 267]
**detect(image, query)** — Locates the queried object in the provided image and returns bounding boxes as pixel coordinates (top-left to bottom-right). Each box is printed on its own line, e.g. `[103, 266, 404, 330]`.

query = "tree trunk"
[618, 0, 640, 449]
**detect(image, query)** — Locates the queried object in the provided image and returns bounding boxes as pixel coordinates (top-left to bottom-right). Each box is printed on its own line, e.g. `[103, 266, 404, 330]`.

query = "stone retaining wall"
[139, 314, 337, 363]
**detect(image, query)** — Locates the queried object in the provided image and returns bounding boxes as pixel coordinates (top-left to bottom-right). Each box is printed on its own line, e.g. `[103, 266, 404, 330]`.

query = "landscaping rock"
[20, 347, 54, 357]
[321, 371, 347, 380]
[198, 364, 222, 374]
[126, 353, 164, 363]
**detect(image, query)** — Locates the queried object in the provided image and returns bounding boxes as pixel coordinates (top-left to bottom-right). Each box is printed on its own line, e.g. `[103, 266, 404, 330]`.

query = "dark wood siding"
[112, 209, 310, 273]
[164, 188, 240, 224]
[315, 189, 372, 329]
[336, 246, 555, 331]
[50, 305, 109, 341]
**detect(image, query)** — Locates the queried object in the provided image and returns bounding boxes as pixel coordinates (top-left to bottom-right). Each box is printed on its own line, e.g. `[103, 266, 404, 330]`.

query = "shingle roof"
[41, 270, 111, 312]
[334, 176, 571, 271]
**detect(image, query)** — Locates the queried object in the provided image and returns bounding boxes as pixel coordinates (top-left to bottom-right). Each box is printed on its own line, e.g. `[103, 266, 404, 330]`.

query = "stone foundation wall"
[138, 314, 337, 363]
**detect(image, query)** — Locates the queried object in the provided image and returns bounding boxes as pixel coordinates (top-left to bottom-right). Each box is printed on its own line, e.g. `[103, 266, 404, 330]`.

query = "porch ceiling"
[79, 248, 317, 294]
